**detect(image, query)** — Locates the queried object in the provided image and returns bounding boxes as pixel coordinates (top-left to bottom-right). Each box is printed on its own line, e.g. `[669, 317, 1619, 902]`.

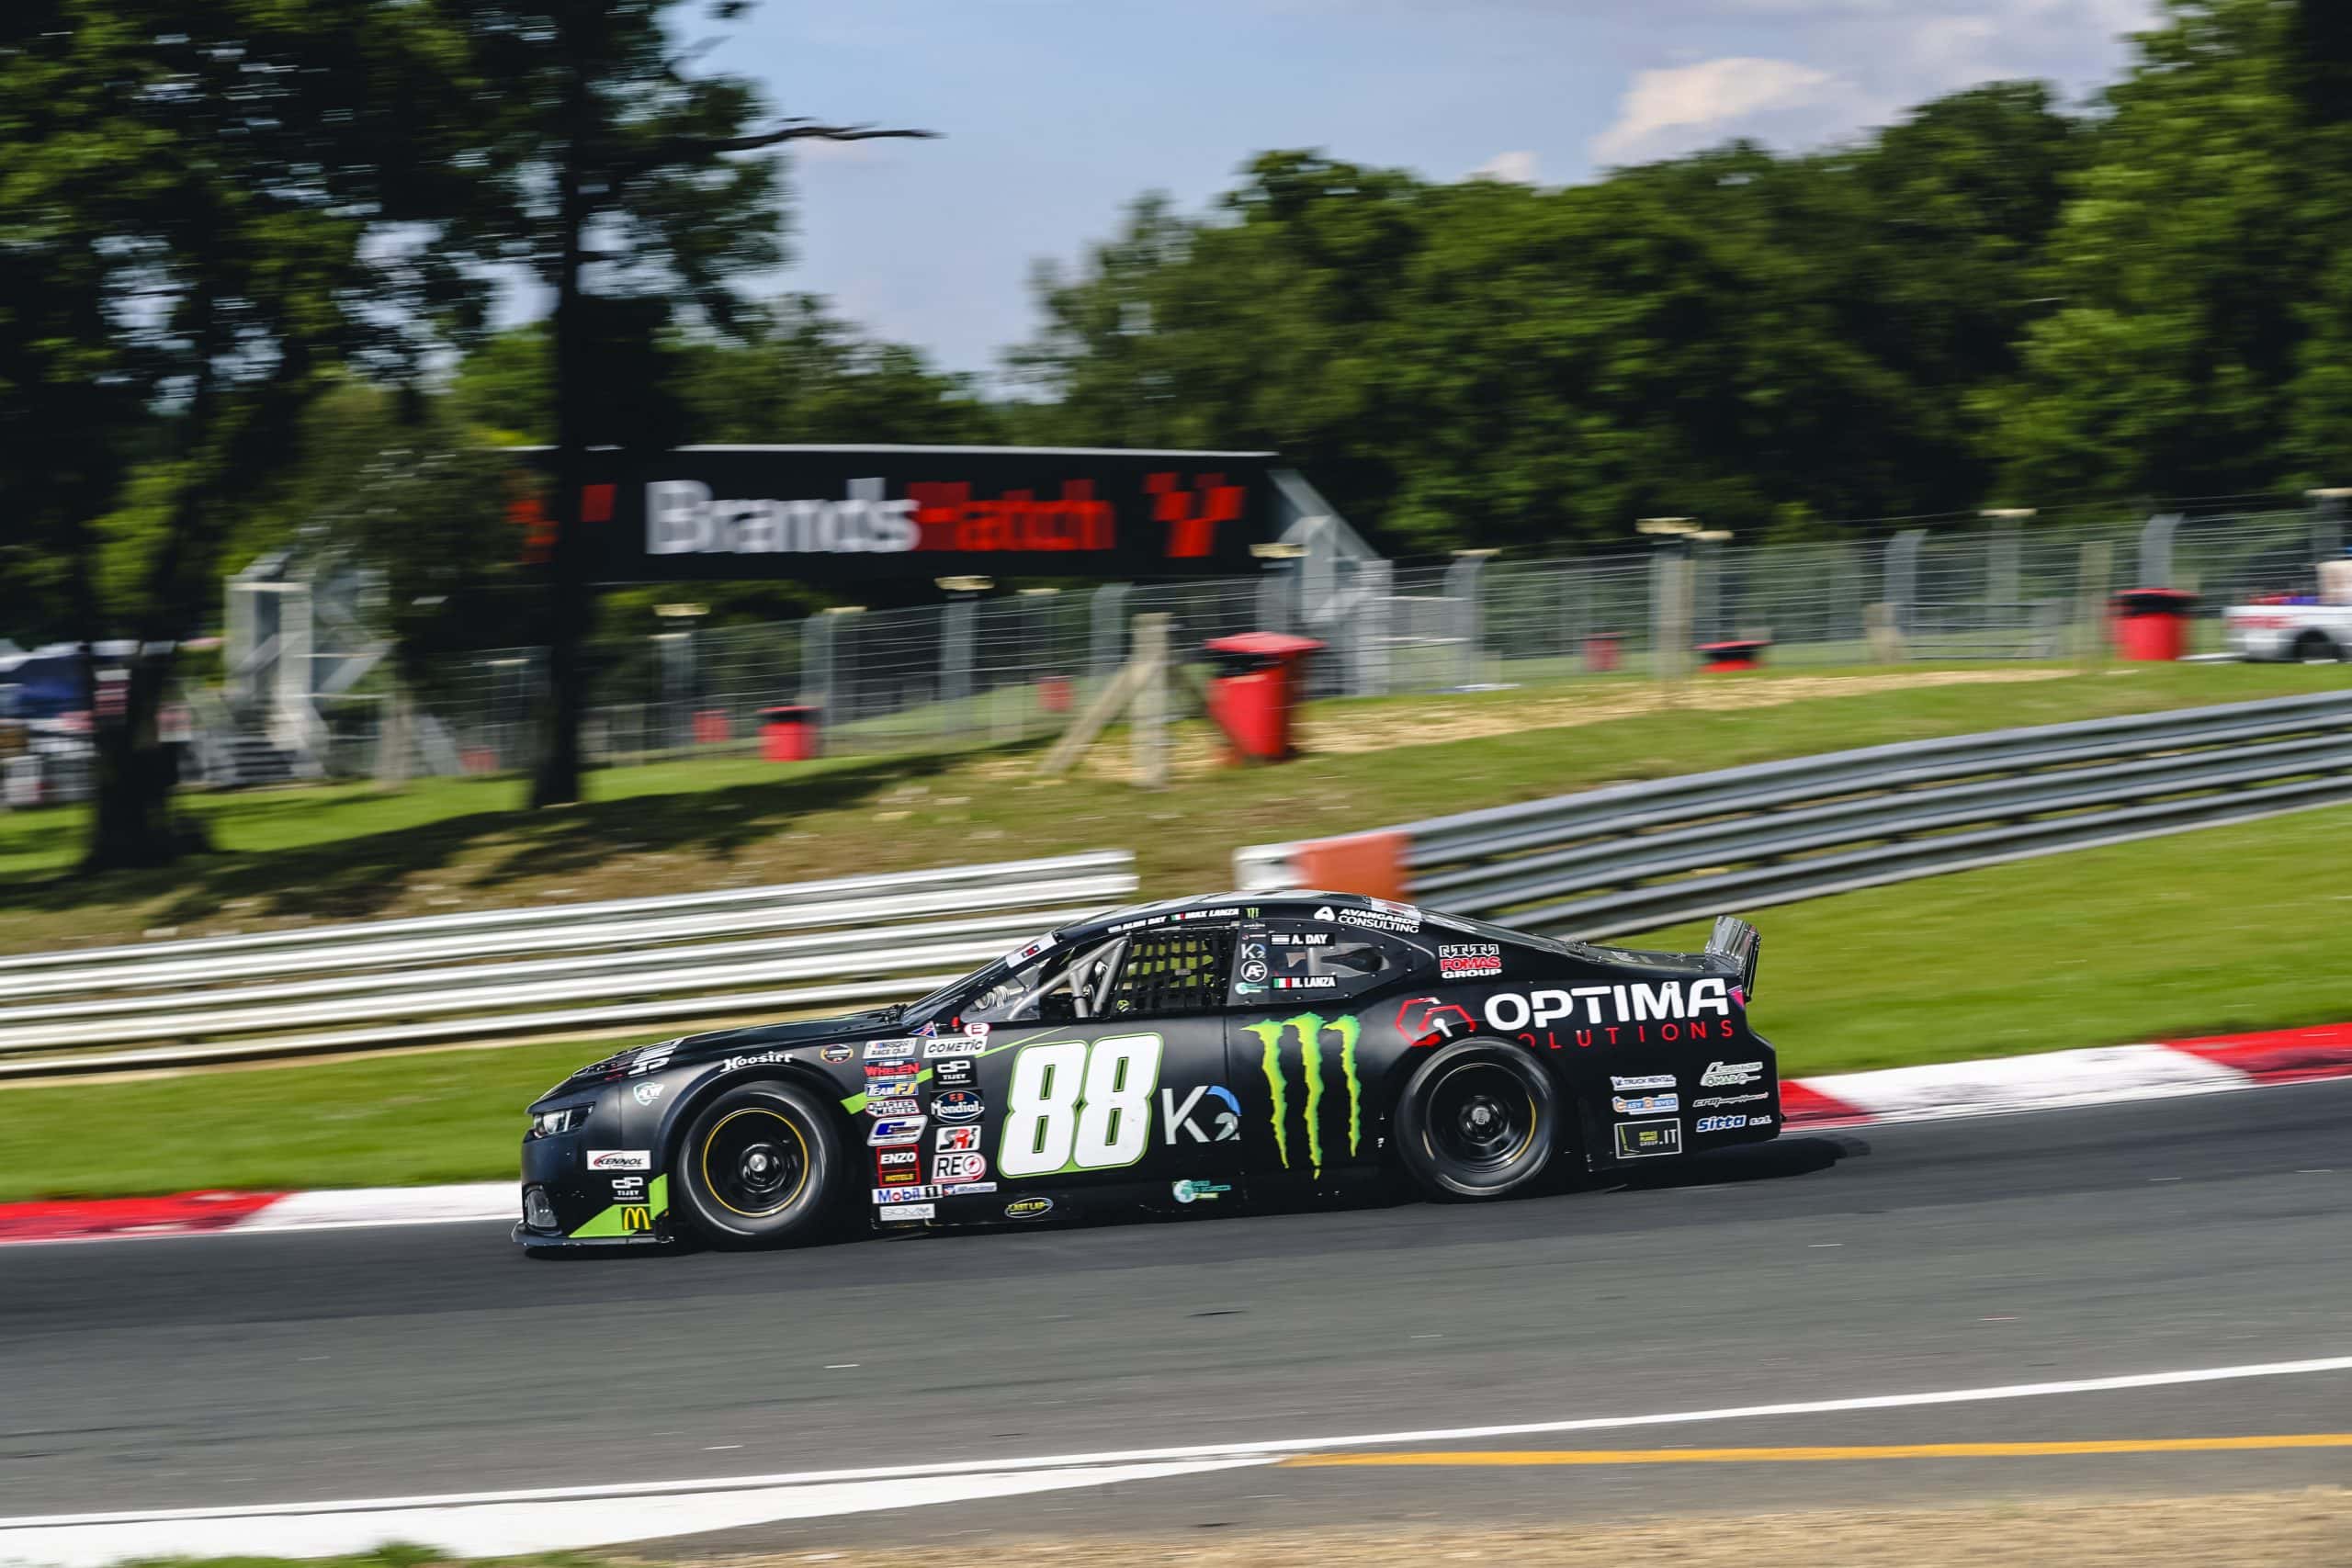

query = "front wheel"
[1393, 1040, 1561, 1200]
[673, 1080, 845, 1247]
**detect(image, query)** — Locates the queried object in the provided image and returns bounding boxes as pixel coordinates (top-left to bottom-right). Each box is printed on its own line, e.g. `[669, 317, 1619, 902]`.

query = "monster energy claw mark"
[1245, 1014, 1363, 1178]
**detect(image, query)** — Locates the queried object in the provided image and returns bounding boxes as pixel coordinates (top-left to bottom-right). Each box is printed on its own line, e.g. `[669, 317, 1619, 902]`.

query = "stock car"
[515, 890, 1775, 1250]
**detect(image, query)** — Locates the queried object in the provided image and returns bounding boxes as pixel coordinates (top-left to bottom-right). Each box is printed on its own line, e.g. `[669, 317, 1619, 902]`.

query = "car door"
[974, 922, 1243, 1206]
[1227, 916, 1426, 1190]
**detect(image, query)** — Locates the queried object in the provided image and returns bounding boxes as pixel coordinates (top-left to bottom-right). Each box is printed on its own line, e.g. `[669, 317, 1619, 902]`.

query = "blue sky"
[721, 0, 2156, 379]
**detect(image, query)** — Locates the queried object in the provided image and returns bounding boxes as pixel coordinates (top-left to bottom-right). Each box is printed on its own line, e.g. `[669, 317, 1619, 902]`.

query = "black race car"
[516, 891, 1773, 1250]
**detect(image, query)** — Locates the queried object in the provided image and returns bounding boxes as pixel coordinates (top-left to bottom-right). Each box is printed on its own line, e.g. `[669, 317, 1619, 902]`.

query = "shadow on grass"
[0, 750, 988, 931]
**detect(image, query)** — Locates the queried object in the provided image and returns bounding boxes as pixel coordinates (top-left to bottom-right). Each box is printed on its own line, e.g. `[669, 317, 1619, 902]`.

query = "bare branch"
[704, 123, 942, 153]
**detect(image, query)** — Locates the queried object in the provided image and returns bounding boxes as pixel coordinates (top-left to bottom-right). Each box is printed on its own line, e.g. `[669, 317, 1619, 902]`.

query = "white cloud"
[1468, 149, 1541, 185]
[1591, 56, 1844, 164]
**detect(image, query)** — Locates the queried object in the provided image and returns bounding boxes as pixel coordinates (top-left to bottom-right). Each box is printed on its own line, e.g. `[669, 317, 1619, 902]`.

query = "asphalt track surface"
[6, 1079, 2350, 1556]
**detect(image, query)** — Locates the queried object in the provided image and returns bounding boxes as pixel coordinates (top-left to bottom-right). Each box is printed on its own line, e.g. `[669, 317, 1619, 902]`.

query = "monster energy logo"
[1244, 1013, 1361, 1178]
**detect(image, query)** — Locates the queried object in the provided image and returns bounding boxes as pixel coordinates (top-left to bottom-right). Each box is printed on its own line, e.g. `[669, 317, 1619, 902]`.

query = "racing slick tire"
[2292, 629, 2346, 663]
[673, 1079, 845, 1248]
[1393, 1039, 1562, 1201]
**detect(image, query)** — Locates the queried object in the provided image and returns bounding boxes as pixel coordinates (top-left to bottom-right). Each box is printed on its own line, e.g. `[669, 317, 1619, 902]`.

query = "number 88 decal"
[999, 1034, 1163, 1178]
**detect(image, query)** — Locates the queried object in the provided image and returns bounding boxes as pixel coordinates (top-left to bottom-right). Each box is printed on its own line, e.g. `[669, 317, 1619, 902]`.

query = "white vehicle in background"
[2226, 557, 2352, 661]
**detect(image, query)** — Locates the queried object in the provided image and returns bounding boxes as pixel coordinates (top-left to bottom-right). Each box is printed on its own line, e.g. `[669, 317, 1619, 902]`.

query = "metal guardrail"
[1236, 693, 2352, 941]
[0, 852, 1136, 1078]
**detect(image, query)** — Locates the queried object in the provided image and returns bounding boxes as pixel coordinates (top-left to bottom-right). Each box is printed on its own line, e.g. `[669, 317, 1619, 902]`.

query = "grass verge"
[2, 660, 2342, 955]
[4, 802, 2346, 1201]
[48, 1488, 2352, 1566]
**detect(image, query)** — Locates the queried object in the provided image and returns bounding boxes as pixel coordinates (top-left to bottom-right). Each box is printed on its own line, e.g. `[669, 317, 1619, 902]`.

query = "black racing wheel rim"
[698, 1105, 811, 1219]
[1424, 1060, 1538, 1173]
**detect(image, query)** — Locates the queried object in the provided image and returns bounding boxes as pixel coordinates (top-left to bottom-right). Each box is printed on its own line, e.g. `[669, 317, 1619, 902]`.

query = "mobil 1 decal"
[997, 1034, 1163, 1179]
[1243, 1012, 1363, 1180]
[1482, 977, 1736, 1050]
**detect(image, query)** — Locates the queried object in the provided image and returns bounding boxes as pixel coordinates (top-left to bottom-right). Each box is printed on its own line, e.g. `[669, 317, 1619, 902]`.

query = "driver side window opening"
[1104, 928, 1232, 1016]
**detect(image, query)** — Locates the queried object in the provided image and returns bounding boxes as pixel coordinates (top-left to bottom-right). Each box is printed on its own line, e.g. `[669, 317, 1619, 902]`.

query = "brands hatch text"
[515, 891, 1776, 1250]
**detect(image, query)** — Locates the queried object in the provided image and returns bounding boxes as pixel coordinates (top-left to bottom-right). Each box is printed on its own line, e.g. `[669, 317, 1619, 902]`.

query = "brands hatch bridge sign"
[516, 445, 1286, 583]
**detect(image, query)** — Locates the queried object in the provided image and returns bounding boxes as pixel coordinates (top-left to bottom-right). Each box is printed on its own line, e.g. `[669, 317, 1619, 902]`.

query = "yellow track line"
[1282, 1435, 2352, 1467]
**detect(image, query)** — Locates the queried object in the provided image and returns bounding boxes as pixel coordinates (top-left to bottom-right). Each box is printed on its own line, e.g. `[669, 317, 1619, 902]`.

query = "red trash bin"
[1038, 675, 1072, 714]
[1698, 639, 1770, 673]
[759, 705, 820, 762]
[693, 709, 730, 745]
[2110, 589, 2198, 661]
[1585, 634, 1622, 674]
[1202, 633, 1323, 764]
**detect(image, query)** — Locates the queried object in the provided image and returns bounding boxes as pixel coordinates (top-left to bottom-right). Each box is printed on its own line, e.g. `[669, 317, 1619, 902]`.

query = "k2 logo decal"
[1244, 1013, 1362, 1179]
[1160, 1084, 1242, 1145]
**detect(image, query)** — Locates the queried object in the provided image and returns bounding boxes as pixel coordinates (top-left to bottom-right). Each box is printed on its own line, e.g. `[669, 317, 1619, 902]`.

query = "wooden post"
[2076, 539, 2112, 670]
[1130, 613, 1169, 790]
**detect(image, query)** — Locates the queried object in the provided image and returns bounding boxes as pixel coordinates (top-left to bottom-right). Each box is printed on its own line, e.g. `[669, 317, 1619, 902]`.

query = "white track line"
[9, 1353, 2349, 1530]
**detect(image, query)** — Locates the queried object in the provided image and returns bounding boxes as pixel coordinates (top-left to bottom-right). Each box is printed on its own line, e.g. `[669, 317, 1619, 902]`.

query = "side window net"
[1108, 930, 1230, 1015]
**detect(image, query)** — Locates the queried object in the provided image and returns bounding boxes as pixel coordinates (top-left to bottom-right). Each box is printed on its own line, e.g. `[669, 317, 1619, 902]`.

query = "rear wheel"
[1394, 1040, 1561, 1200]
[2293, 629, 2344, 662]
[673, 1080, 844, 1247]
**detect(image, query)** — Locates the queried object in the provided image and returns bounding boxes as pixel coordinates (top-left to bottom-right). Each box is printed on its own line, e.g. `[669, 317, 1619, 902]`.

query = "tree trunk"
[530, 17, 594, 809]
[82, 644, 202, 871]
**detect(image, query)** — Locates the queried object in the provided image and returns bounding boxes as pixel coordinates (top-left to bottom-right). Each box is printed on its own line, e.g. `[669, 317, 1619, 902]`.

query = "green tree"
[0, 0, 501, 868]
[446, 2, 933, 809]
[1984, 0, 2329, 502]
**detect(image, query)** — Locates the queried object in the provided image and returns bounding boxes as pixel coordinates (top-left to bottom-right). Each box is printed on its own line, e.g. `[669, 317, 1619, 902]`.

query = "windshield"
[904, 933, 1126, 1026]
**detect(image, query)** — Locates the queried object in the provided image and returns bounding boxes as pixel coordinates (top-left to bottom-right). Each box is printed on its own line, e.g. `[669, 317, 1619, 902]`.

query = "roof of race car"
[1053, 890, 1578, 954]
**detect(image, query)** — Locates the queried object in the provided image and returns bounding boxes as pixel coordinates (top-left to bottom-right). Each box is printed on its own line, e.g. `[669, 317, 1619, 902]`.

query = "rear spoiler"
[1705, 915, 1760, 999]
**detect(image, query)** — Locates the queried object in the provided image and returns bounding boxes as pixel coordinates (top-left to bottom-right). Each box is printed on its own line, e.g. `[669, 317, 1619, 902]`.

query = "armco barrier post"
[941, 596, 976, 736]
[1884, 529, 1924, 654]
[2139, 513, 2181, 590]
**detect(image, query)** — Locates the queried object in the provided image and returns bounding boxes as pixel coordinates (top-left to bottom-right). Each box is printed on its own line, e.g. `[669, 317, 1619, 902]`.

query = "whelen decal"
[1244, 1012, 1363, 1179]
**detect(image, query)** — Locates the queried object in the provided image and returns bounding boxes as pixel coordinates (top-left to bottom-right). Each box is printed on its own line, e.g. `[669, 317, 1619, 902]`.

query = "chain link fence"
[355, 502, 2352, 778]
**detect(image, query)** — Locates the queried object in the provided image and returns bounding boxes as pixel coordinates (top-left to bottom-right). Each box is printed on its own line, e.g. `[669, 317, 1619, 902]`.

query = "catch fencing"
[1235, 693, 2352, 940]
[31, 498, 2320, 795]
[402, 503, 2342, 778]
[0, 851, 1136, 1078]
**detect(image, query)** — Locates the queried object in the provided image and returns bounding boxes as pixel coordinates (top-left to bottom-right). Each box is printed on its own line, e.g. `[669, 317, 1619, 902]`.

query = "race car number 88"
[1000, 1034, 1163, 1179]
